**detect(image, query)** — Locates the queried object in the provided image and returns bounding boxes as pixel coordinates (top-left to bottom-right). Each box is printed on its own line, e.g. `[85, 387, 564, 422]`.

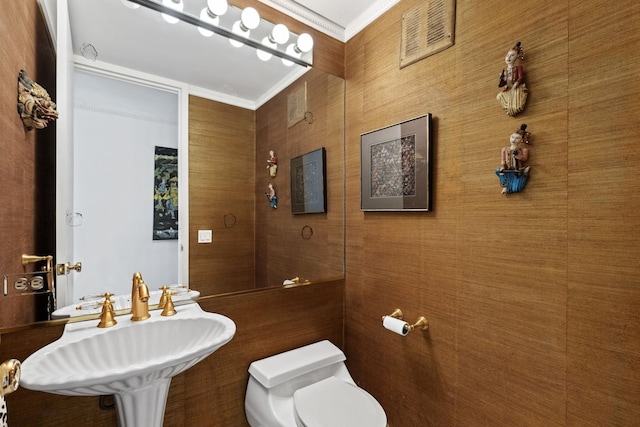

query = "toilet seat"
[293, 376, 387, 427]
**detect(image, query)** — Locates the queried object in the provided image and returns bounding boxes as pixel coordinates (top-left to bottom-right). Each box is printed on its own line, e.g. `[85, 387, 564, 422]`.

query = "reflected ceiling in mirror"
[66, 0, 312, 109]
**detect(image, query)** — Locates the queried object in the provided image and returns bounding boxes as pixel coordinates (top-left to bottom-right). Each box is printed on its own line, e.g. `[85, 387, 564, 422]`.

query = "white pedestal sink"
[20, 303, 236, 427]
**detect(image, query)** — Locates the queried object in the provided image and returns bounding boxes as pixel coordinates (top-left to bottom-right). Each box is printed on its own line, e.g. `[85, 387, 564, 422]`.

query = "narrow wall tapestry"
[153, 146, 178, 240]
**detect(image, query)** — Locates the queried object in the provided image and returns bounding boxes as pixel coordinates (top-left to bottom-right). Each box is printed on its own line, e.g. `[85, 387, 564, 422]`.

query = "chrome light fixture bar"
[126, 0, 312, 68]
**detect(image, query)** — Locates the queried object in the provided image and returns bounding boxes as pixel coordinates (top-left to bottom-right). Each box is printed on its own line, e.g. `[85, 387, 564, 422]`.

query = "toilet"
[245, 340, 387, 427]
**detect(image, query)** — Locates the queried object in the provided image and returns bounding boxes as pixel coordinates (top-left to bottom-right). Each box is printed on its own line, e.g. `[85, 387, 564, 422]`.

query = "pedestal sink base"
[114, 378, 171, 427]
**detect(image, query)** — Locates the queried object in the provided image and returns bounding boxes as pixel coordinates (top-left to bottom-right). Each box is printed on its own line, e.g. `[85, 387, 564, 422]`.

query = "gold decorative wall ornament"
[16, 69, 59, 130]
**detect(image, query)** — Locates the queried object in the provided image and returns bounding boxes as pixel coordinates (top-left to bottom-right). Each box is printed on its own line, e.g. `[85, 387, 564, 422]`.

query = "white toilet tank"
[248, 340, 351, 389]
[245, 340, 386, 427]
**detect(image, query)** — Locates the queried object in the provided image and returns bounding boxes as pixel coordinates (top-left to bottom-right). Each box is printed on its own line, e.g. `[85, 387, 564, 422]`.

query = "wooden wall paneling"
[343, 0, 640, 426]
[343, 0, 575, 425]
[344, 0, 460, 425]
[566, 1, 640, 425]
[0, 0, 56, 327]
[255, 86, 292, 287]
[454, 2, 568, 425]
[188, 96, 256, 295]
[255, 69, 345, 288]
[324, 74, 346, 276]
[255, 90, 290, 288]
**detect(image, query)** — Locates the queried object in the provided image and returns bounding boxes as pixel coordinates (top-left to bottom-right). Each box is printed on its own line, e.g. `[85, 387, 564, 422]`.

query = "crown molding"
[344, 0, 401, 41]
[259, 0, 400, 42]
[259, 0, 345, 40]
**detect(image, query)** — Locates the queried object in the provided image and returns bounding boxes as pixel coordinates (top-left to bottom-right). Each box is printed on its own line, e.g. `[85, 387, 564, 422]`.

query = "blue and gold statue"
[496, 124, 531, 194]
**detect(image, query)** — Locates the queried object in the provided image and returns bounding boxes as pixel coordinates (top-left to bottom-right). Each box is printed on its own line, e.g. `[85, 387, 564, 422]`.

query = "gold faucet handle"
[161, 290, 176, 317]
[97, 293, 117, 328]
[103, 293, 116, 309]
[158, 285, 170, 309]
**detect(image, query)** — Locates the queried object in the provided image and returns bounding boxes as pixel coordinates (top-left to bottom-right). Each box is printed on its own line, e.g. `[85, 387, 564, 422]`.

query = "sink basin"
[21, 303, 235, 427]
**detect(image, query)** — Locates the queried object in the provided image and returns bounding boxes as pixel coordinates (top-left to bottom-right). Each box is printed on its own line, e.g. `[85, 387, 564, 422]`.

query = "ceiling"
[41, 0, 399, 109]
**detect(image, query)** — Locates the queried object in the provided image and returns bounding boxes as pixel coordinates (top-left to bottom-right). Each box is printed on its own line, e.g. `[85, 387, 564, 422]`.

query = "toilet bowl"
[245, 340, 386, 427]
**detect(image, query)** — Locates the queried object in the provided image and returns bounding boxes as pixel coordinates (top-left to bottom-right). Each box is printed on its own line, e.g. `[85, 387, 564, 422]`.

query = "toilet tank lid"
[248, 340, 346, 388]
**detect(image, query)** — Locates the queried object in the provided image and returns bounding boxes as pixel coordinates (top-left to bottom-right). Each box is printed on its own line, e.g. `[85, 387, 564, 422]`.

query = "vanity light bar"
[126, 0, 312, 68]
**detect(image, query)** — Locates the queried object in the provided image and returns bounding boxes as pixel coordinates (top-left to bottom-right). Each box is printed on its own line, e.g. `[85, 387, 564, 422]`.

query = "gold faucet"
[131, 272, 150, 321]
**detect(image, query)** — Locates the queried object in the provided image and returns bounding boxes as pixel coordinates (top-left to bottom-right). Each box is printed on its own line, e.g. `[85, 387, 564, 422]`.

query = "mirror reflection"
[0, 0, 345, 328]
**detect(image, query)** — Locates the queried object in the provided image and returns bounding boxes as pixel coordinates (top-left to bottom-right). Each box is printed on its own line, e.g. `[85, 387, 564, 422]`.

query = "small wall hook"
[304, 111, 314, 124]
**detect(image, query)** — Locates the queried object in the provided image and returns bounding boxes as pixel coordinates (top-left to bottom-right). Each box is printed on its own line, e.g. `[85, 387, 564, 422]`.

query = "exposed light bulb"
[229, 20, 248, 48]
[282, 43, 300, 67]
[257, 37, 276, 61]
[198, 7, 219, 37]
[286, 43, 301, 58]
[161, 0, 183, 24]
[120, 0, 140, 9]
[296, 33, 314, 53]
[269, 24, 290, 45]
[207, 0, 228, 16]
[240, 7, 260, 30]
[230, 7, 260, 48]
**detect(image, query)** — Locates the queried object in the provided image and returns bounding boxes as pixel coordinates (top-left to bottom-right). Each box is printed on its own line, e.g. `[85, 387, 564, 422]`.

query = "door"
[54, 0, 77, 309]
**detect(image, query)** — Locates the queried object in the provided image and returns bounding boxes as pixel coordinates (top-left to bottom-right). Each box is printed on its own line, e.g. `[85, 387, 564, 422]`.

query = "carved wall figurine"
[266, 150, 278, 177]
[495, 124, 531, 194]
[17, 69, 59, 130]
[265, 182, 277, 209]
[496, 41, 528, 116]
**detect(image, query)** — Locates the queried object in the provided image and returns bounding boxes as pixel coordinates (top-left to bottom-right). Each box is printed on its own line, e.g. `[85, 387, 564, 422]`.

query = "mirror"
[1, 0, 345, 327]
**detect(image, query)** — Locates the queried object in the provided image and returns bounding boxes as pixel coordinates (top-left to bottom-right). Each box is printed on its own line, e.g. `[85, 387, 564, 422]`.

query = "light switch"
[198, 229, 212, 243]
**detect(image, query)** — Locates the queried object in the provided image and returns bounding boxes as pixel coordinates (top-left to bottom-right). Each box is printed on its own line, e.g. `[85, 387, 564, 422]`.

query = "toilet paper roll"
[382, 316, 409, 336]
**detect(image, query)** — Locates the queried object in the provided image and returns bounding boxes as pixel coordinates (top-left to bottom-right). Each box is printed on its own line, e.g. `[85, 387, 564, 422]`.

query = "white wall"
[73, 70, 178, 300]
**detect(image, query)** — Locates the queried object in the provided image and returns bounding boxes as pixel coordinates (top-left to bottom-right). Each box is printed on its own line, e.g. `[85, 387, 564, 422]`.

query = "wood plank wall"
[566, 2, 640, 425]
[188, 96, 257, 295]
[255, 68, 345, 287]
[189, 68, 345, 292]
[344, 1, 640, 426]
[0, 279, 344, 426]
[0, 0, 56, 328]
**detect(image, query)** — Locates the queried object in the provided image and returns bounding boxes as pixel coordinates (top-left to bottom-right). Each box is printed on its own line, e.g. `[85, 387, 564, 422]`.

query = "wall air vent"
[400, 0, 455, 68]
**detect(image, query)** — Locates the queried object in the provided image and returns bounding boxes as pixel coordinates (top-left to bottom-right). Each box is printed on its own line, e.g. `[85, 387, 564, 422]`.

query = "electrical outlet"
[197, 229, 212, 243]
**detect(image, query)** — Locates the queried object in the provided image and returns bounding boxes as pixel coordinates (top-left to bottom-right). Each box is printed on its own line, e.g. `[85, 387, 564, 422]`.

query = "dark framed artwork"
[290, 147, 327, 214]
[153, 146, 178, 239]
[361, 114, 432, 211]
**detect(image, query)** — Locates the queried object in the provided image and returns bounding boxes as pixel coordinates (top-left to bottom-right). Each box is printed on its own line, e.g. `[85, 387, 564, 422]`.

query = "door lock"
[55, 262, 82, 276]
